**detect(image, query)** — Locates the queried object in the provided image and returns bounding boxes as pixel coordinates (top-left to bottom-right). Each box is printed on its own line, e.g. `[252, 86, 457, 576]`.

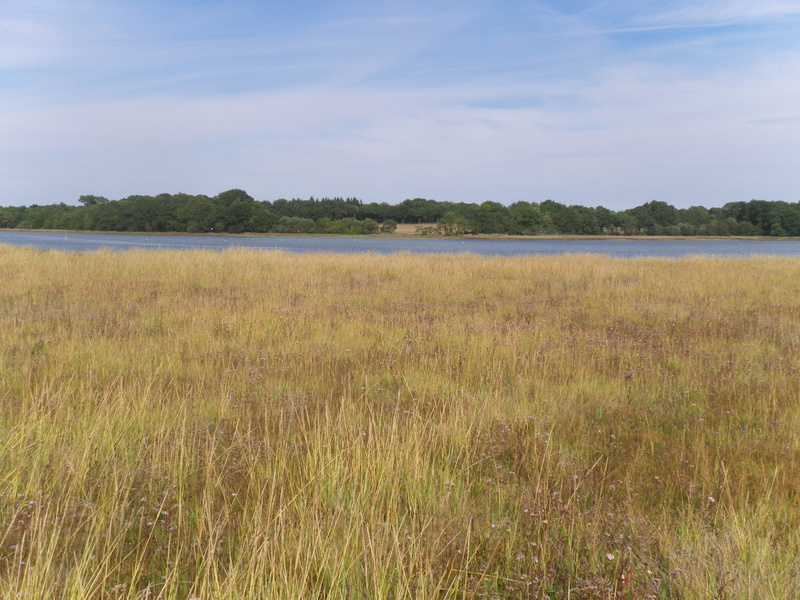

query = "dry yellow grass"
[1, 246, 799, 599]
[391, 223, 436, 235]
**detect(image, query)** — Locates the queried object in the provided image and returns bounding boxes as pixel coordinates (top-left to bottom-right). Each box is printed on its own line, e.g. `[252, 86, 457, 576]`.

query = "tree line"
[1, 190, 799, 236]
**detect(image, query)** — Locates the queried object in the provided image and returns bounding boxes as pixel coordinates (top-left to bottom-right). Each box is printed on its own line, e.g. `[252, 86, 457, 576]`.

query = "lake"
[2, 230, 800, 258]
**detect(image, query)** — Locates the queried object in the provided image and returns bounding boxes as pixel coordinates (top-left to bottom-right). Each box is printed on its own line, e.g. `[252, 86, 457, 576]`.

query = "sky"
[1, 0, 799, 210]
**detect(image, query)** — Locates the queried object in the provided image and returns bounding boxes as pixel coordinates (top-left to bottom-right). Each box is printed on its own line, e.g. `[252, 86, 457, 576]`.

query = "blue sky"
[1, 0, 799, 210]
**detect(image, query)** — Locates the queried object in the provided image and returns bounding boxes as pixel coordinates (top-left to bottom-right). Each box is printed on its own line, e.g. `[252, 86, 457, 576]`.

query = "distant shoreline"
[2, 228, 798, 242]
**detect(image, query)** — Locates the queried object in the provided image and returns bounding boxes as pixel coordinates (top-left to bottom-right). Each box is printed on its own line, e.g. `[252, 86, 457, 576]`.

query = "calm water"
[2, 231, 800, 258]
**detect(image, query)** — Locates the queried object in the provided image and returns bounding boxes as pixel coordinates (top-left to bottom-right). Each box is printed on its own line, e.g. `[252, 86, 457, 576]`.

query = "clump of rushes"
[0, 246, 799, 599]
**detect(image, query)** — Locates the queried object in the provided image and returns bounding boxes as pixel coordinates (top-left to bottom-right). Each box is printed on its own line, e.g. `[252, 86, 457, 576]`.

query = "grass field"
[390, 223, 432, 235]
[1, 246, 798, 599]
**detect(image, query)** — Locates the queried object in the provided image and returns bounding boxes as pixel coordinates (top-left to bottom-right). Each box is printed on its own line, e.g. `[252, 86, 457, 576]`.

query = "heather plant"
[0, 246, 798, 599]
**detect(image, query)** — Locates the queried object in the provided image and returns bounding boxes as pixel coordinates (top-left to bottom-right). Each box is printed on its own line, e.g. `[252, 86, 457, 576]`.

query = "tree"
[397, 198, 449, 223]
[214, 189, 254, 206]
[468, 201, 506, 233]
[78, 195, 109, 205]
[248, 204, 278, 233]
[508, 202, 543, 234]
[617, 213, 640, 235]
[624, 200, 678, 234]
[379, 219, 397, 233]
[678, 206, 711, 228]
[176, 195, 214, 233]
[273, 216, 316, 233]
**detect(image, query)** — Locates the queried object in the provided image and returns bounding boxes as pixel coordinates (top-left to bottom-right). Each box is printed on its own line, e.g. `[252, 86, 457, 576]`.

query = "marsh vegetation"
[1, 247, 798, 598]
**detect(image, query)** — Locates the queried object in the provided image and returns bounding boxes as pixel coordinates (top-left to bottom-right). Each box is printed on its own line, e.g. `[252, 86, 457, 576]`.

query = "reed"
[1, 246, 798, 599]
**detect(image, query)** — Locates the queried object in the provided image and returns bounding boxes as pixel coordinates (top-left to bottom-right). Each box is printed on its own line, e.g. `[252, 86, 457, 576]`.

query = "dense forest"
[1, 189, 799, 236]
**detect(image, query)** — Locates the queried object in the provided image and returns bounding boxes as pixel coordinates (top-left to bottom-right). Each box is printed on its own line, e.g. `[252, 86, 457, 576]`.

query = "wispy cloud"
[635, 0, 800, 28]
[1, 1, 799, 208]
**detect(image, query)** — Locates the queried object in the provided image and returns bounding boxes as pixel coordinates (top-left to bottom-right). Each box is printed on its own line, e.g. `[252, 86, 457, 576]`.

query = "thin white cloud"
[619, 0, 800, 29]
[0, 15, 62, 68]
[1, 0, 799, 208]
[5, 47, 798, 206]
